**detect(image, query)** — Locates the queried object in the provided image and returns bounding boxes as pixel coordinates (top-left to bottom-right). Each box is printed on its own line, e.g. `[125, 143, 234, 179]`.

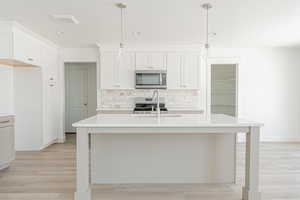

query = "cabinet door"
[167, 53, 182, 89]
[0, 126, 14, 166]
[13, 29, 41, 66]
[135, 52, 150, 68]
[100, 52, 116, 89]
[151, 52, 166, 69]
[0, 32, 13, 59]
[101, 52, 135, 89]
[167, 53, 201, 90]
[183, 54, 200, 89]
[119, 52, 135, 89]
[136, 52, 166, 70]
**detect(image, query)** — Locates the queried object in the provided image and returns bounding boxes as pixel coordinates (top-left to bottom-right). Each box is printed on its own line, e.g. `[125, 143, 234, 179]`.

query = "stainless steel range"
[133, 97, 168, 113]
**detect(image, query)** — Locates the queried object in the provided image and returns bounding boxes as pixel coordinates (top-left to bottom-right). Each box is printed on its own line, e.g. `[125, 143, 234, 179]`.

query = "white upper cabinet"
[184, 53, 201, 89]
[135, 52, 167, 70]
[167, 53, 182, 89]
[119, 53, 135, 89]
[0, 23, 42, 67]
[167, 52, 201, 89]
[100, 52, 115, 89]
[100, 51, 202, 90]
[101, 51, 135, 89]
[13, 28, 41, 66]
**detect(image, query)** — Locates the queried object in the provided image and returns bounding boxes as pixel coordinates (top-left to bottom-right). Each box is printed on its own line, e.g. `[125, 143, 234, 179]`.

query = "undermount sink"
[132, 114, 183, 118]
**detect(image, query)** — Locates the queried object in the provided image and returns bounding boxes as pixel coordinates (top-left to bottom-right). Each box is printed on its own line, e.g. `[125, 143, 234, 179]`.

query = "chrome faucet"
[152, 89, 160, 117]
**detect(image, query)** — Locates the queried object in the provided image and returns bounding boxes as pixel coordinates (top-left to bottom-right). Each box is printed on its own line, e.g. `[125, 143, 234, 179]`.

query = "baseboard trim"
[57, 138, 65, 143]
[0, 163, 10, 170]
[40, 138, 58, 150]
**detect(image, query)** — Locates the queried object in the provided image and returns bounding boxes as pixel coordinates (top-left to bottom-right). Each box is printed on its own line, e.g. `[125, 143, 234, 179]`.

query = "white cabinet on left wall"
[100, 51, 135, 89]
[0, 21, 42, 67]
[13, 45, 60, 150]
[0, 21, 61, 150]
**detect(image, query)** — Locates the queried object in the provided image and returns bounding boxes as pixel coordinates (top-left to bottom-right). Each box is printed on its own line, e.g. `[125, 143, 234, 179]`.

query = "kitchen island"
[73, 114, 263, 200]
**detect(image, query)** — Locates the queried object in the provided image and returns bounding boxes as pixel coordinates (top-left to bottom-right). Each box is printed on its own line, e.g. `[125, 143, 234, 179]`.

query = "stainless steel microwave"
[135, 70, 167, 89]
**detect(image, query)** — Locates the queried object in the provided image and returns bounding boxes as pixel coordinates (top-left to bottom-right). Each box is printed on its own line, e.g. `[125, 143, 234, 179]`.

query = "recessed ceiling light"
[51, 14, 80, 24]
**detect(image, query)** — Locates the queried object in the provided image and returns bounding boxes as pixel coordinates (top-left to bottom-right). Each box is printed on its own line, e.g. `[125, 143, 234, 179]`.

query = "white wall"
[210, 47, 300, 142]
[0, 65, 14, 114]
[61, 47, 98, 62]
[14, 67, 43, 150]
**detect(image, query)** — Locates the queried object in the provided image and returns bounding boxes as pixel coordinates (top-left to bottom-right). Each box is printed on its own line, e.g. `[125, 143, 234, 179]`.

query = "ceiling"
[1, 0, 300, 48]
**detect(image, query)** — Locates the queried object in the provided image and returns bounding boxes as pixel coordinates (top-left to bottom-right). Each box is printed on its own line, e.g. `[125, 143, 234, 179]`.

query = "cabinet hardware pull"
[0, 120, 10, 123]
[28, 58, 34, 61]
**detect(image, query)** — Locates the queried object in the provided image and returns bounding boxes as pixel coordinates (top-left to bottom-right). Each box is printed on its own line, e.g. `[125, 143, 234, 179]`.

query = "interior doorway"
[211, 64, 238, 117]
[65, 62, 97, 133]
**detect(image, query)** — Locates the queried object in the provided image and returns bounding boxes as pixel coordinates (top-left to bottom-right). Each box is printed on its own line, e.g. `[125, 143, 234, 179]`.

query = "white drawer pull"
[0, 120, 10, 124]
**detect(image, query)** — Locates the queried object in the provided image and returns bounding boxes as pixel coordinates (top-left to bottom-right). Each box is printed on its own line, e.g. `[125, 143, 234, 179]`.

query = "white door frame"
[59, 61, 98, 142]
[207, 57, 239, 118]
[64, 62, 97, 133]
[65, 64, 87, 133]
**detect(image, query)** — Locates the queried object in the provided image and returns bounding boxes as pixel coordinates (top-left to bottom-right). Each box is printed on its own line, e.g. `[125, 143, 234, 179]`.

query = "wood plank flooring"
[0, 135, 300, 200]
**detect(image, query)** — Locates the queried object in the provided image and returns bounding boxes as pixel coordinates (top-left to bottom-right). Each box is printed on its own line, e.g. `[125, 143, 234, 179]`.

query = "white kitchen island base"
[73, 114, 262, 200]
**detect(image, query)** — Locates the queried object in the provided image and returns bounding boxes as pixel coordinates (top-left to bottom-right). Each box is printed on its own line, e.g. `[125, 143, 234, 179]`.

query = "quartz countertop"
[96, 108, 205, 114]
[0, 113, 14, 118]
[96, 107, 204, 111]
[73, 114, 263, 128]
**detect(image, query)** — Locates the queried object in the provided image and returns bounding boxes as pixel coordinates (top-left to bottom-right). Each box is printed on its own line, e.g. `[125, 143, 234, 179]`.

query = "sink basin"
[132, 114, 183, 118]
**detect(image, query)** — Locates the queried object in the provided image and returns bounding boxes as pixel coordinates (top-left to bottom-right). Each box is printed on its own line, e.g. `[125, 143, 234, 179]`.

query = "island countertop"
[73, 114, 263, 128]
[0, 113, 15, 118]
[73, 113, 263, 200]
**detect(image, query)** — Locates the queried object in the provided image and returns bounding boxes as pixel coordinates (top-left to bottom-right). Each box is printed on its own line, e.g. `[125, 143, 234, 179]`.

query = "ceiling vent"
[51, 14, 79, 24]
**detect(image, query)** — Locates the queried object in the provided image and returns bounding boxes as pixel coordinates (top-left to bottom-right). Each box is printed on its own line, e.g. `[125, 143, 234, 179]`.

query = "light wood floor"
[0, 135, 300, 200]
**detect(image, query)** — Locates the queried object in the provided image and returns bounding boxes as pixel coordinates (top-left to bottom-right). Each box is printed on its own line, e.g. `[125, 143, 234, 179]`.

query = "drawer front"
[0, 125, 14, 166]
[0, 116, 14, 128]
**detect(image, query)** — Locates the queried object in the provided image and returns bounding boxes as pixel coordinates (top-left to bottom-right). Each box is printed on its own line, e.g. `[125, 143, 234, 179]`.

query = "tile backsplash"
[98, 89, 202, 110]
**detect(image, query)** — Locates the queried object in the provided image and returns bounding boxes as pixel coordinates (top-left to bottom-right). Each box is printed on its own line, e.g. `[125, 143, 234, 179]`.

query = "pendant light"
[201, 3, 212, 50]
[201, 3, 213, 119]
[116, 3, 127, 56]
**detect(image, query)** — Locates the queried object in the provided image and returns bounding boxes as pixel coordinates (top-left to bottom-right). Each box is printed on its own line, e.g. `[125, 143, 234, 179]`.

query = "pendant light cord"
[205, 6, 209, 49]
[120, 7, 124, 47]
